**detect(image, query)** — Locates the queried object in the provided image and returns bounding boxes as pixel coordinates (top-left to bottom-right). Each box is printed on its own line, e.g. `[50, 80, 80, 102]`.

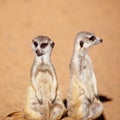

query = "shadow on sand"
[96, 94, 112, 120]
[99, 94, 112, 103]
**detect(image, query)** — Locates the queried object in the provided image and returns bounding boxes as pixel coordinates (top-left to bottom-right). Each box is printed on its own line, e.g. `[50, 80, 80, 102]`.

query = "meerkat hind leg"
[24, 101, 46, 120]
[24, 86, 45, 120]
[24, 108, 44, 120]
[50, 103, 64, 120]
[88, 99, 103, 119]
[50, 91, 66, 120]
[68, 99, 89, 120]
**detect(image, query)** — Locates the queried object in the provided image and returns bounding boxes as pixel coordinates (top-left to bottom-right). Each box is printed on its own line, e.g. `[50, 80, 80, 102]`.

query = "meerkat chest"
[79, 59, 95, 97]
[36, 67, 53, 99]
[80, 60, 92, 81]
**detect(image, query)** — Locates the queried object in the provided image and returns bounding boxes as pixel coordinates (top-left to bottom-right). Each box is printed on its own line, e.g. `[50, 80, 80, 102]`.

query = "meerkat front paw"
[36, 93, 43, 104]
[51, 91, 57, 103]
[95, 94, 99, 100]
[37, 98, 43, 105]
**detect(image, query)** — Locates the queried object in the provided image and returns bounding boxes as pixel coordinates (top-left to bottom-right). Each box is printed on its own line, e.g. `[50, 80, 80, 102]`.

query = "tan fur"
[24, 36, 66, 120]
[67, 32, 103, 120]
[61, 117, 75, 120]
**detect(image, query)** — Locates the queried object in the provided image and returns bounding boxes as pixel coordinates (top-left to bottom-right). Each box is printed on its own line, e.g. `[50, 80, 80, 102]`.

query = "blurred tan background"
[0, 0, 120, 120]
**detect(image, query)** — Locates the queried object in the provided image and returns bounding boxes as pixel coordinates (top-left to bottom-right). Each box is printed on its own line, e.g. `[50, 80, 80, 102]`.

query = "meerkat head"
[32, 36, 55, 57]
[74, 31, 103, 53]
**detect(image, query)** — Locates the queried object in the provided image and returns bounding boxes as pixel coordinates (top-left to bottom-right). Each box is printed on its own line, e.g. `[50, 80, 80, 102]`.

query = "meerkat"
[67, 32, 103, 120]
[24, 36, 66, 120]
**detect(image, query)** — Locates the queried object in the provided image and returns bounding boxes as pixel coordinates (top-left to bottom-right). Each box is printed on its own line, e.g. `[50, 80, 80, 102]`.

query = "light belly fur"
[37, 71, 53, 100]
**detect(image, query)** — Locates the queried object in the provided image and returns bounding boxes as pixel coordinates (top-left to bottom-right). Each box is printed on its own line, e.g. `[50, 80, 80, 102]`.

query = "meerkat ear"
[80, 41, 84, 47]
[51, 42, 55, 48]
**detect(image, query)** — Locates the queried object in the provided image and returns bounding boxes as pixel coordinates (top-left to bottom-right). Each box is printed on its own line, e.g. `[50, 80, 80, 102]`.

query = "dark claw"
[37, 98, 43, 105]
[95, 95, 99, 100]
[51, 97, 56, 104]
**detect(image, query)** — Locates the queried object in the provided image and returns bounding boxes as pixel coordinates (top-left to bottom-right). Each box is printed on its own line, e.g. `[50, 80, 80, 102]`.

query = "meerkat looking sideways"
[24, 36, 66, 120]
[67, 32, 103, 120]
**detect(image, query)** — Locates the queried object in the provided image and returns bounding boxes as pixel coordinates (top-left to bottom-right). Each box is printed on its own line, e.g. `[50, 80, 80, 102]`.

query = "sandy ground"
[0, 0, 120, 120]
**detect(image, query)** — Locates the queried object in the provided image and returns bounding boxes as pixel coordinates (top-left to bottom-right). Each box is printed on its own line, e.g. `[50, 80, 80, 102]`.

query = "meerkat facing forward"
[67, 32, 103, 120]
[24, 36, 66, 120]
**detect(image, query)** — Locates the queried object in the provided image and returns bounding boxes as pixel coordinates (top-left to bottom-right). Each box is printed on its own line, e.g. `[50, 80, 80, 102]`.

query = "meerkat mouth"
[37, 53, 44, 56]
[93, 39, 103, 45]
[35, 50, 44, 56]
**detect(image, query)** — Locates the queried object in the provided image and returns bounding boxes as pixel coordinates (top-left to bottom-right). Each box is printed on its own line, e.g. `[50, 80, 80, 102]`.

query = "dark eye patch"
[40, 43, 48, 48]
[34, 41, 38, 47]
[89, 36, 96, 41]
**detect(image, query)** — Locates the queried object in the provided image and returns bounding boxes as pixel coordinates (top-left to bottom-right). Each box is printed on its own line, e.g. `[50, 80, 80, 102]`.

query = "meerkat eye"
[33, 41, 38, 47]
[89, 36, 96, 41]
[40, 43, 48, 48]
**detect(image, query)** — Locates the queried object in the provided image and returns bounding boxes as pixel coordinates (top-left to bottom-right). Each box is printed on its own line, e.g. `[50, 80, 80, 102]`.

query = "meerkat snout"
[32, 36, 55, 57]
[35, 49, 44, 56]
[90, 36, 103, 46]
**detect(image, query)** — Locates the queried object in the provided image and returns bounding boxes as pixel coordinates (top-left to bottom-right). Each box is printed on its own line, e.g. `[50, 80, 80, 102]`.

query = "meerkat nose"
[35, 49, 43, 56]
[36, 49, 39, 54]
[100, 39, 103, 42]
